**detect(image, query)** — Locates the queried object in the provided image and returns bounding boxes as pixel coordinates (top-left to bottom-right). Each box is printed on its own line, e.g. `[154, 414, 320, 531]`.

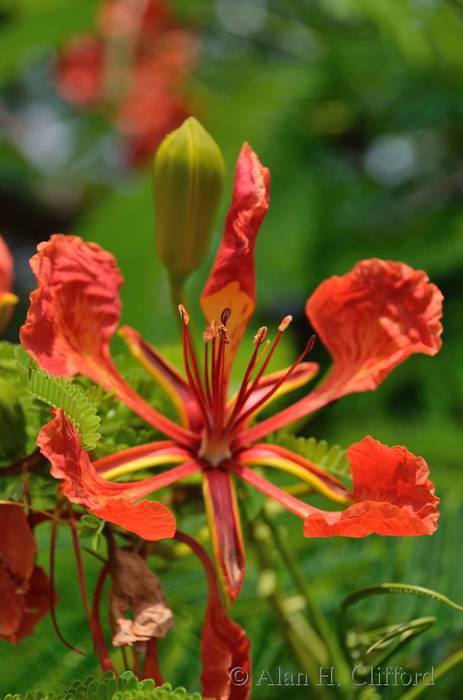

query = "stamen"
[239, 314, 294, 407]
[278, 315, 293, 332]
[203, 321, 216, 343]
[180, 311, 211, 431]
[227, 327, 269, 426]
[217, 323, 231, 344]
[204, 342, 212, 405]
[254, 326, 268, 345]
[178, 304, 190, 325]
[226, 334, 316, 436]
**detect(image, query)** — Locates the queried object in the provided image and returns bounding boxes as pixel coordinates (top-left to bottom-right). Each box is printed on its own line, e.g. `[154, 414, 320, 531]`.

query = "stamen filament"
[225, 335, 316, 437]
[180, 311, 211, 432]
[226, 327, 268, 427]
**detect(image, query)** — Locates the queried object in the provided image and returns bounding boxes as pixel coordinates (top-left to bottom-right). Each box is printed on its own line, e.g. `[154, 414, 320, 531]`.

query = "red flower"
[55, 0, 197, 167]
[0, 235, 18, 334]
[23, 143, 442, 605]
[0, 505, 51, 643]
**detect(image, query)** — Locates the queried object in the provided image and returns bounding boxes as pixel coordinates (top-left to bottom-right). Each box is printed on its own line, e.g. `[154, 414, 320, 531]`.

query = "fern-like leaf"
[16, 350, 100, 450]
[268, 432, 350, 479]
[2, 672, 201, 700]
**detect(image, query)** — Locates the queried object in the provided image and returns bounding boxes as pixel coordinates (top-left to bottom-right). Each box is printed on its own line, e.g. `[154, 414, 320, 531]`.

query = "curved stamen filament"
[225, 326, 268, 429]
[179, 305, 211, 432]
[225, 335, 316, 438]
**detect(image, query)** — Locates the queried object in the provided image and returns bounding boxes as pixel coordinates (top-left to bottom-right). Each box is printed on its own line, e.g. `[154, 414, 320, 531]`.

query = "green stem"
[246, 516, 330, 699]
[400, 648, 463, 699]
[263, 507, 352, 694]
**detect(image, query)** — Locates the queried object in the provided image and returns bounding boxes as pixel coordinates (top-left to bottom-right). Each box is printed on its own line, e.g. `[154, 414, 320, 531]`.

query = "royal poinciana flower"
[0, 235, 17, 334]
[56, 0, 197, 166]
[0, 505, 51, 643]
[23, 144, 442, 603]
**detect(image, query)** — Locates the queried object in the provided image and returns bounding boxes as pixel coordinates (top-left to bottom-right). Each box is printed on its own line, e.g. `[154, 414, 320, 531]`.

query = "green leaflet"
[267, 432, 350, 480]
[339, 583, 463, 671]
[2, 671, 201, 700]
[16, 349, 100, 451]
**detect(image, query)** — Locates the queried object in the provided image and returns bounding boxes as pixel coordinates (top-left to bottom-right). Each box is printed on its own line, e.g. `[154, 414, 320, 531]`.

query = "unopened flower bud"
[153, 117, 225, 288]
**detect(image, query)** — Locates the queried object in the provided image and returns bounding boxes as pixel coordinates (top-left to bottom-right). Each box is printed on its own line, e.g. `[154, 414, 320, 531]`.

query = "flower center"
[178, 304, 315, 468]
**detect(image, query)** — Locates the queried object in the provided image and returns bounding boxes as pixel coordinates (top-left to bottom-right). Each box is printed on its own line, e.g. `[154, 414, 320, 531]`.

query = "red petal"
[0, 505, 35, 582]
[94, 498, 176, 541]
[0, 235, 13, 295]
[0, 506, 50, 643]
[307, 259, 443, 399]
[202, 586, 251, 700]
[21, 234, 122, 379]
[203, 468, 245, 602]
[240, 259, 443, 445]
[21, 235, 195, 445]
[303, 437, 439, 537]
[11, 566, 52, 643]
[241, 443, 351, 502]
[0, 236, 17, 334]
[0, 568, 25, 639]
[175, 531, 251, 700]
[37, 409, 177, 541]
[201, 144, 270, 376]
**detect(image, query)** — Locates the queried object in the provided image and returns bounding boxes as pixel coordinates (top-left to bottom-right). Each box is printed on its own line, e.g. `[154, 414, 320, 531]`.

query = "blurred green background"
[1, 0, 463, 697]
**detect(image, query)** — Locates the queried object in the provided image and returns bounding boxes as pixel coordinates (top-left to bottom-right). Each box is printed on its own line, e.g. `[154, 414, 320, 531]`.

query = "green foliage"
[78, 514, 105, 551]
[2, 672, 201, 700]
[268, 432, 350, 480]
[16, 350, 101, 450]
[341, 583, 463, 670]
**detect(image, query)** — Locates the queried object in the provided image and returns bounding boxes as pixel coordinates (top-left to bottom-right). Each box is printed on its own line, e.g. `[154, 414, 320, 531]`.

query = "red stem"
[91, 563, 115, 672]
[49, 505, 85, 655]
[143, 639, 164, 685]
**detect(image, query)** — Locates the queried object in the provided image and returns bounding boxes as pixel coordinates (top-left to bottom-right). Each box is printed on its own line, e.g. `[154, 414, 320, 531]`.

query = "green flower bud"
[153, 117, 225, 293]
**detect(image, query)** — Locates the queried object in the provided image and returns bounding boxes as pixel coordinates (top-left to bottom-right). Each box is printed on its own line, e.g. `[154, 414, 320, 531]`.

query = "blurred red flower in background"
[56, 0, 197, 166]
[0, 236, 17, 335]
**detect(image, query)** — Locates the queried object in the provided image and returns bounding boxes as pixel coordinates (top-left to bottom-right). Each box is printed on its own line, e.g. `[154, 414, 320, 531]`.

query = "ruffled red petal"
[37, 409, 176, 541]
[21, 234, 122, 379]
[201, 144, 270, 376]
[307, 259, 443, 399]
[304, 437, 439, 537]
[21, 235, 194, 445]
[239, 259, 443, 445]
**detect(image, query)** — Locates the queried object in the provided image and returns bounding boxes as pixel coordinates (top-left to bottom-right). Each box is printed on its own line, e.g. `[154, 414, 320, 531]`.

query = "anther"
[220, 307, 232, 326]
[278, 315, 293, 333]
[178, 304, 190, 325]
[204, 319, 219, 342]
[254, 326, 268, 345]
[218, 324, 231, 344]
[305, 334, 316, 353]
